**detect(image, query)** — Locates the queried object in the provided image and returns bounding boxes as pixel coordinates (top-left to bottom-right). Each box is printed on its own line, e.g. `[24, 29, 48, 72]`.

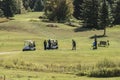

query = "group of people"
[44, 39, 58, 50]
[43, 35, 109, 50]
[43, 39, 76, 50]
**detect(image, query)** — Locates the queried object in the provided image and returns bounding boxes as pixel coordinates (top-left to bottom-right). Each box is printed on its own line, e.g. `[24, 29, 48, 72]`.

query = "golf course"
[0, 12, 120, 80]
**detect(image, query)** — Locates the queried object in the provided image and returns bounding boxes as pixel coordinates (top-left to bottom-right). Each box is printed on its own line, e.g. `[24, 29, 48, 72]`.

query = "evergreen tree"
[106, 0, 114, 7]
[0, 0, 5, 17]
[0, 9, 4, 17]
[29, 0, 36, 10]
[22, 0, 31, 11]
[2, 0, 17, 18]
[113, 0, 120, 24]
[73, 0, 83, 19]
[34, 0, 44, 11]
[99, 0, 109, 36]
[0, 0, 2, 8]
[82, 0, 99, 28]
[107, 0, 114, 26]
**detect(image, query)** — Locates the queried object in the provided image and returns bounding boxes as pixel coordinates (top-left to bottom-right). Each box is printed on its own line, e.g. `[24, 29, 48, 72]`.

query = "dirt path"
[0, 51, 21, 55]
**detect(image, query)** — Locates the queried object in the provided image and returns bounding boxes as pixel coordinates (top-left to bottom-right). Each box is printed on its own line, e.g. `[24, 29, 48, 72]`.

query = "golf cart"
[46, 39, 58, 49]
[22, 40, 36, 51]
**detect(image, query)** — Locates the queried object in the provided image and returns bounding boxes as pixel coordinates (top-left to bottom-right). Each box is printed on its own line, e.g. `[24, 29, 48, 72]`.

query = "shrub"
[89, 68, 120, 77]
[76, 71, 88, 76]
[96, 58, 116, 69]
[3, 62, 15, 69]
[88, 58, 120, 77]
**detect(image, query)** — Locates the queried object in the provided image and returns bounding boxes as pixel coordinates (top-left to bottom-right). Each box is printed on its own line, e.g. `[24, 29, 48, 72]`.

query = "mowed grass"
[0, 12, 120, 80]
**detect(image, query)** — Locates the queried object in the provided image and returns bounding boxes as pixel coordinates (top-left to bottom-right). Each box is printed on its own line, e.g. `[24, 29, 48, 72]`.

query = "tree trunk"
[103, 27, 106, 36]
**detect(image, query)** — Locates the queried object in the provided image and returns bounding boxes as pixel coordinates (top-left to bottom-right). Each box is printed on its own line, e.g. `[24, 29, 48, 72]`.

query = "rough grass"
[0, 12, 120, 80]
[0, 18, 9, 23]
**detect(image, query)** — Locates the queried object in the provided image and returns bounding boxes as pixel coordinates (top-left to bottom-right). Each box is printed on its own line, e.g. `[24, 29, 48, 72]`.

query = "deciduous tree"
[44, 0, 73, 22]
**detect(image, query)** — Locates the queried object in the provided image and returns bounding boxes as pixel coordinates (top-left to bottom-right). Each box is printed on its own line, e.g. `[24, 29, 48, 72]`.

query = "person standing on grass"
[72, 39, 76, 50]
[44, 40, 47, 50]
[48, 39, 51, 49]
[33, 41, 36, 47]
[93, 35, 97, 49]
[107, 40, 110, 46]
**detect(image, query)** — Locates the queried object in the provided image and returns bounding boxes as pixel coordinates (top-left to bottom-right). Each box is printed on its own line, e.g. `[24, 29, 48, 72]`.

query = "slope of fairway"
[0, 12, 120, 80]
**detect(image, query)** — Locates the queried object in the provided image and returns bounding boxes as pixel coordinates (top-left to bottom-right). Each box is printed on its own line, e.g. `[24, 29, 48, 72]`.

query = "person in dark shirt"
[44, 40, 47, 50]
[48, 39, 51, 49]
[72, 39, 76, 50]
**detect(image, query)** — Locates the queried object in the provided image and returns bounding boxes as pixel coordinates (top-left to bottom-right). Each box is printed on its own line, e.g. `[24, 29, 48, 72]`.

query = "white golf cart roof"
[24, 40, 34, 42]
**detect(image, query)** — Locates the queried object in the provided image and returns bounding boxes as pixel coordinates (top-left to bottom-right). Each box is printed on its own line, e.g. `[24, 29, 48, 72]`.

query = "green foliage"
[0, 1, 3, 9]
[99, 0, 110, 36]
[76, 59, 120, 77]
[34, 0, 44, 11]
[44, 0, 73, 22]
[22, 0, 44, 12]
[81, 0, 99, 28]
[99, 0, 109, 28]
[29, 0, 36, 9]
[22, 0, 31, 10]
[89, 59, 120, 77]
[96, 58, 116, 69]
[73, 0, 83, 19]
[89, 68, 120, 77]
[113, 0, 120, 24]
[2, 0, 18, 18]
[0, 9, 4, 17]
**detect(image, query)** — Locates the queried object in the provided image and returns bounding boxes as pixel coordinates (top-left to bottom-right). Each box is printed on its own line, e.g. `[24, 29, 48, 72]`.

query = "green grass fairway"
[0, 12, 120, 80]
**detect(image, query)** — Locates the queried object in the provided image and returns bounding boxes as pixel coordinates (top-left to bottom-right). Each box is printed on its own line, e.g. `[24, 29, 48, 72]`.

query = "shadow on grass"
[74, 26, 108, 39]
[90, 35, 108, 39]
[74, 26, 92, 32]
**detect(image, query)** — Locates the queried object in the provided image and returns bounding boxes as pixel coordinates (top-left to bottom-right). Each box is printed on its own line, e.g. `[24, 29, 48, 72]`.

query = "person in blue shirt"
[93, 35, 97, 49]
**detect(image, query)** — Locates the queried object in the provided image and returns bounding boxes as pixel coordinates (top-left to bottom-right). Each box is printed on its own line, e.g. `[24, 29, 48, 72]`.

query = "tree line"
[0, 0, 120, 34]
[0, 0, 44, 18]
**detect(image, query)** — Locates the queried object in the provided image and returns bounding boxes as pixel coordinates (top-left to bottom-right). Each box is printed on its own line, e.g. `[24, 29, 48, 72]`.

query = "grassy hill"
[0, 12, 120, 80]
